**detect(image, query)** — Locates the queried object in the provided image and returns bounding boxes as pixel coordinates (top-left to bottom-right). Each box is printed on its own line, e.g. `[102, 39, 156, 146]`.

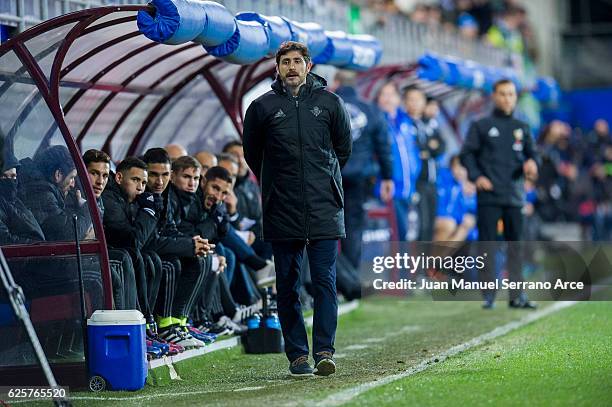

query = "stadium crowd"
[361, 0, 538, 60]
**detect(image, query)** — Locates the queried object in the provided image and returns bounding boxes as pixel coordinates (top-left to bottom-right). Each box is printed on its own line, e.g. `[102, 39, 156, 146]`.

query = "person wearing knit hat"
[0, 142, 45, 245]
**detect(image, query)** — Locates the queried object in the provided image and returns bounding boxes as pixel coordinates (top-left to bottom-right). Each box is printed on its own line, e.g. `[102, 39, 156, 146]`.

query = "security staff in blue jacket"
[331, 70, 394, 270]
[404, 86, 446, 242]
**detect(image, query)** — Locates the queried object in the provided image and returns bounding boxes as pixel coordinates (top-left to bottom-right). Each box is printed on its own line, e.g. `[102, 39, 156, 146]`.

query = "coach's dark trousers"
[272, 240, 338, 363]
[477, 204, 524, 302]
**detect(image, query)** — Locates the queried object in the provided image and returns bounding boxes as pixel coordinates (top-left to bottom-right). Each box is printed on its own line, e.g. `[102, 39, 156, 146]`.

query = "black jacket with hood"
[143, 185, 197, 258]
[169, 184, 228, 244]
[0, 153, 45, 245]
[243, 73, 352, 241]
[18, 158, 90, 241]
[101, 174, 157, 251]
[0, 180, 45, 245]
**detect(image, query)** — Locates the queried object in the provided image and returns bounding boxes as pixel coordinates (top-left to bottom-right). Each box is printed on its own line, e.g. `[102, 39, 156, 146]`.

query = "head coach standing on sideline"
[460, 79, 539, 310]
[243, 41, 352, 378]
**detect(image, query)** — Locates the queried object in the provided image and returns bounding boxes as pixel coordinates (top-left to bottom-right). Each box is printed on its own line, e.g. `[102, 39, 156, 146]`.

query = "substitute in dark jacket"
[0, 155, 45, 245]
[102, 157, 163, 323]
[19, 146, 90, 241]
[142, 149, 210, 348]
[460, 79, 539, 309]
[243, 42, 351, 378]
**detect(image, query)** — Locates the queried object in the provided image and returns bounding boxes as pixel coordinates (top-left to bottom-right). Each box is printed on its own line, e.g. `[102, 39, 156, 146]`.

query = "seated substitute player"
[19, 145, 90, 241]
[169, 157, 245, 335]
[142, 148, 214, 347]
[101, 157, 163, 330]
[83, 149, 138, 310]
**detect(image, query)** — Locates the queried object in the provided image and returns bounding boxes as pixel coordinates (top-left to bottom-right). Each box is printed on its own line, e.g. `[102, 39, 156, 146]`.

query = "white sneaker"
[160, 327, 205, 349]
[209, 317, 233, 336]
[220, 316, 248, 335]
[256, 260, 276, 287]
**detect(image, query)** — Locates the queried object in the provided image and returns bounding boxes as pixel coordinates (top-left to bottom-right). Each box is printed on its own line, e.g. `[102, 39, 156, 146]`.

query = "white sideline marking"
[344, 344, 369, 350]
[234, 386, 265, 392]
[361, 337, 385, 343]
[310, 301, 577, 407]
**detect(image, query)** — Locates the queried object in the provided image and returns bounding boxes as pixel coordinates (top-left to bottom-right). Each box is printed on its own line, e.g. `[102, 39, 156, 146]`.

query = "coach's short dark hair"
[142, 148, 171, 165]
[204, 166, 233, 184]
[493, 78, 515, 92]
[222, 140, 243, 153]
[116, 156, 147, 174]
[83, 149, 110, 167]
[172, 155, 201, 173]
[275, 41, 311, 65]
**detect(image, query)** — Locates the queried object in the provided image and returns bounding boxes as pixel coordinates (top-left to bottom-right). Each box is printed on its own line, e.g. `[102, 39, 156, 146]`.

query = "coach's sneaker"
[509, 298, 537, 309]
[482, 300, 495, 309]
[509, 293, 537, 309]
[289, 355, 314, 378]
[314, 351, 336, 377]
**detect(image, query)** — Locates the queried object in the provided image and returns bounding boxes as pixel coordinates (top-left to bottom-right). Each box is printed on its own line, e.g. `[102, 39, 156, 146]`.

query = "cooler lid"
[87, 310, 145, 326]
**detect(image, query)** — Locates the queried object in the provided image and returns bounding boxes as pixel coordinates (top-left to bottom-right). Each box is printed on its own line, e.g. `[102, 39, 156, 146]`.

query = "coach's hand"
[475, 176, 494, 191]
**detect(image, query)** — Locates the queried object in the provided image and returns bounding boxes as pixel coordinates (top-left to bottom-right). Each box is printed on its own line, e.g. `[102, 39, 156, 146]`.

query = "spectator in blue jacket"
[376, 81, 421, 241]
[434, 155, 477, 242]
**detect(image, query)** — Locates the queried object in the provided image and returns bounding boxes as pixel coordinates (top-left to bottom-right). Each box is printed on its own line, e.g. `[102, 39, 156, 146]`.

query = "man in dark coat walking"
[243, 41, 351, 378]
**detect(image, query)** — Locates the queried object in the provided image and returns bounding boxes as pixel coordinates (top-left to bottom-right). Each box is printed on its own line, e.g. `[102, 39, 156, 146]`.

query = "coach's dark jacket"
[460, 108, 538, 207]
[243, 73, 352, 241]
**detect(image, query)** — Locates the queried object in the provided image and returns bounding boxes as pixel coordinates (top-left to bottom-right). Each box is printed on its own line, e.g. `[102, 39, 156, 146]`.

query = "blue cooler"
[87, 310, 147, 391]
